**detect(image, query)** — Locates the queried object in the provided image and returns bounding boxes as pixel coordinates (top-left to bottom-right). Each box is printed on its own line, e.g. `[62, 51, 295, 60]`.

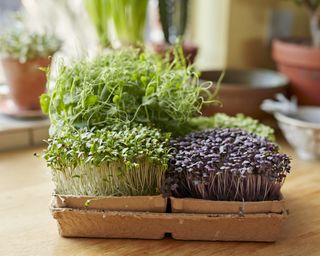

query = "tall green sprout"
[40, 48, 216, 136]
[84, 0, 111, 48]
[110, 0, 148, 46]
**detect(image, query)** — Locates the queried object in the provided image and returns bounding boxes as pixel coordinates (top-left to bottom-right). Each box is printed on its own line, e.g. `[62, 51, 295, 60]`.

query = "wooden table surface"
[0, 143, 319, 256]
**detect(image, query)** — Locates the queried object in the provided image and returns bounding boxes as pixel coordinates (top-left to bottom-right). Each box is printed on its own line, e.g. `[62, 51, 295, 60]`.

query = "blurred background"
[0, 0, 311, 73]
[0, 0, 319, 159]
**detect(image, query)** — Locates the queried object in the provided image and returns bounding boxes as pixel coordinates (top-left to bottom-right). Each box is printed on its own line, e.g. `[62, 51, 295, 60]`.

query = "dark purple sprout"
[164, 128, 291, 201]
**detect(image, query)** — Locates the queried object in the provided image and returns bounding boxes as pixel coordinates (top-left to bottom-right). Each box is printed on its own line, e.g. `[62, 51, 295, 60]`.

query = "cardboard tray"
[53, 194, 167, 213]
[50, 196, 287, 242]
[170, 196, 286, 214]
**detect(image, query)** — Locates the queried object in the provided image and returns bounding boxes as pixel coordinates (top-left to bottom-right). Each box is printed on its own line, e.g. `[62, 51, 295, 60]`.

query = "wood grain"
[0, 143, 319, 256]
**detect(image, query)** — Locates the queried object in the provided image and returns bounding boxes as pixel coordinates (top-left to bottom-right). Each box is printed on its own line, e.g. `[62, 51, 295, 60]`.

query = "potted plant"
[0, 22, 61, 111]
[43, 49, 290, 241]
[154, 0, 198, 63]
[48, 116, 291, 241]
[45, 124, 171, 212]
[272, 0, 320, 105]
[164, 127, 291, 241]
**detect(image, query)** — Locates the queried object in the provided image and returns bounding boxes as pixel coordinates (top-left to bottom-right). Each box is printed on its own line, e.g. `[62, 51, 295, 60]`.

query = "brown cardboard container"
[53, 194, 167, 213]
[170, 196, 286, 214]
[51, 198, 287, 242]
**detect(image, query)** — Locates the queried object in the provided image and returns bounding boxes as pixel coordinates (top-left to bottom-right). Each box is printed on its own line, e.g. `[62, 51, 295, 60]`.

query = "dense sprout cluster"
[43, 124, 171, 196]
[44, 124, 170, 170]
[165, 128, 291, 201]
[41, 49, 215, 136]
[211, 113, 275, 141]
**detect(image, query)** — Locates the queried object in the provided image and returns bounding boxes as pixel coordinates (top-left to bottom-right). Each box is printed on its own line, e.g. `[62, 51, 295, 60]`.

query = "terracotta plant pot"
[1, 57, 51, 110]
[272, 39, 320, 105]
[200, 69, 288, 119]
[152, 43, 198, 64]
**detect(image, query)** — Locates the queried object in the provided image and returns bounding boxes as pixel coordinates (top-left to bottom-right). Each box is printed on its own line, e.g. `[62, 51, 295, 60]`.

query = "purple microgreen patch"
[164, 128, 291, 201]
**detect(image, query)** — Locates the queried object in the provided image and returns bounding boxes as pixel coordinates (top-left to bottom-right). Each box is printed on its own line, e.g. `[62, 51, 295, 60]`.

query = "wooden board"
[1, 143, 320, 255]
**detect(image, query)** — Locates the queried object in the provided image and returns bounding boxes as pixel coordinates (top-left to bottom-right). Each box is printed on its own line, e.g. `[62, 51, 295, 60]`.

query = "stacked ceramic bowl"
[275, 107, 320, 160]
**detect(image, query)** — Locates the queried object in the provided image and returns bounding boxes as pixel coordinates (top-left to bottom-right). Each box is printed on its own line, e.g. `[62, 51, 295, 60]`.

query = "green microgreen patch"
[187, 113, 275, 141]
[43, 124, 171, 196]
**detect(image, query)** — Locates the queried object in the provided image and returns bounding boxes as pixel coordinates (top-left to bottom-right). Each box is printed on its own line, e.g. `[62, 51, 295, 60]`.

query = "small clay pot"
[1, 57, 51, 110]
[152, 43, 198, 64]
[200, 69, 288, 119]
[272, 39, 320, 105]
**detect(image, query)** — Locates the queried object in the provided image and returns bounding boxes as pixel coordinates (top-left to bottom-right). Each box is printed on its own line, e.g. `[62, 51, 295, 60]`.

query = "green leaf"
[40, 94, 50, 114]
[85, 95, 98, 106]
[112, 95, 120, 104]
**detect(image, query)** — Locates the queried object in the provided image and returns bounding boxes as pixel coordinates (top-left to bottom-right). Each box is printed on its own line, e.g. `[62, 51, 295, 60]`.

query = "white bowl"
[275, 107, 320, 160]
